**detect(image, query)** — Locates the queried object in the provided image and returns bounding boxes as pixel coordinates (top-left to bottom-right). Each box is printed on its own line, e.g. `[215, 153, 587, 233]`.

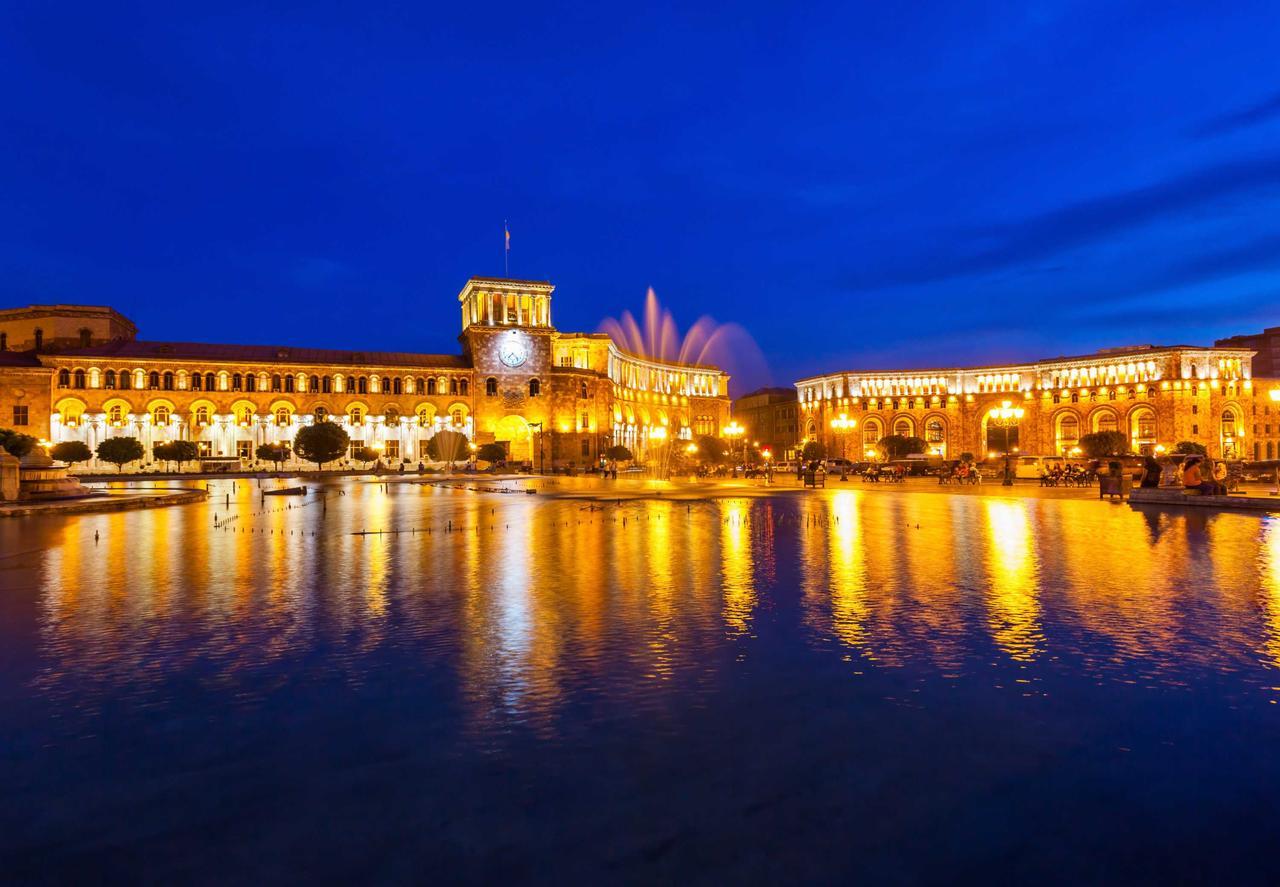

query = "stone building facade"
[0, 278, 730, 470]
[796, 344, 1280, 462]
[730, 387, 801, 460]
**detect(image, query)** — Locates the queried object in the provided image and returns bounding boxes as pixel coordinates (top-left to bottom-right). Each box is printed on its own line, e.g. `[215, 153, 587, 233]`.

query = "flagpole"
[504, 220, 509, 277]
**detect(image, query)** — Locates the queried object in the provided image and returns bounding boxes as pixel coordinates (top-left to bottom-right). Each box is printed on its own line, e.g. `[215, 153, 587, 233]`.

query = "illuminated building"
[0, 278, 730, 469]
[796, 343, 1279, 461]
[731, 387, 801, 460]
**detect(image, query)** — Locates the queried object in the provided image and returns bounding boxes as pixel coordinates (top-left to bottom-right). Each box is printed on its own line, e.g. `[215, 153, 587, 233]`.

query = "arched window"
[308, 375, 319, 393]
[862, 419, 883, 449]
[894, 418, 911, 437]
[385, 406, 400, 424]
[284, 375, 294, 393]
[162, 371, 173, 390]
[149, 371, 160, 390]
[415, 377, 426, 394]
[1222, 410, 1239, 459]
[191, 372, 202, 391]
[238, 407, 254, 425]
[232, 373, 243, 391]
[205, 373, 215, 391]
[104, 369, 117, 389]
[33, 328, 43, 350]
[57, 369, 70, 388]
[271, 374, 282, 391]
[458, 379, 468, 396]
[418, 408, 432, 427]
[314, 407, 329, 423]
[925, 418, 944, 443]
[350, 407, 364, 424]
[322, 376, 332, 393]
[119, 371, 131, 390]
[452, 409, 464, 425]
[357, 376, 368, 394]
[427, 378, 437, 395]
[392, 377, 402, 395]
[1096, 411, 1117, 434]
[1268, 442, 1275, 460]
[79, 328, 92, 347]
[580, 381, 589, 400]
[195, 406, 210, 425]
[154, 406, 171, 425]
[245, 374, 256, 392]
[486, 377, 497, 396]
[529, 378, 541, 397]
[450, 378, 458, 395]
[108, 405, 123, 424]
[275, 408, 290, 426]
[72, 369, 85, 389]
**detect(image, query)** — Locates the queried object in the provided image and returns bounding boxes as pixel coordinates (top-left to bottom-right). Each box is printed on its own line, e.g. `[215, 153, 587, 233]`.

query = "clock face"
[498, 336, 528, 368]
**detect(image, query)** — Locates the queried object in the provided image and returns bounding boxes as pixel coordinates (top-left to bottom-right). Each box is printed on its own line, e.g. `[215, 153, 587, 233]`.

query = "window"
[162, 371, 173, 390]
[12, 405, 28, 426]
[79, 328, 92, 347]
[58, 369, 70, 388]
[1192, 404, 1199, 415]
[459, 379, 468, 396]
[350, 408, 364, 424]
[119, 371, 131, 390]
[105, 369, 117, 389]
[418, 408, 432, 427]
[385, 440, 400, 460]
[276, 408, 290, 426]
[427, 378, 437, 395]
[449, 378, 458, 395]
[486, 377, 497, 396]
[33, 328, 43, 350]
[149, 371, 160, 390]
[925, 419, 944, 443]
[415, 377, 425, 394]
[392, 377, 402, 395]
[322, 375, 332, 393]
[419, 440, 432, 459]
[73, 369, 86, 389]
[529, 379, 541, 397]
[452, 409, 464, 425]
[581, 439, 590, 457]
[205, 373, 215, 391]
[154, 406, 171, 425]
[108, 405, 123, 424]
[314, 407, 329, 423]
[284, 375, 294, 393]
[191, 372, 201, 391]
[238, 407, 254, 425]
[245, 374, 256, 392]
[232, 373, 243, 391]
[272, 374, 282, 392]
[0, 332, 6, 351]
[581, 412, 589, 430]
[580, 382, 588, 400]
[196, 406, 210, 425]
[357, 376, 368, 394]
[385, 407, 400, 424]
[894, 419, 911, 437]
[1096, 412, 1117, 434]
[237, 441, 252, 461]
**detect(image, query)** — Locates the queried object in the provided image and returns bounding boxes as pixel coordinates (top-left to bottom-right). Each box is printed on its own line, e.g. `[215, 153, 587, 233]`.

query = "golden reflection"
[721, 499, 755, 634]
[1262, 522, 1280, 667]
[983, 500, 1042, 661]
[828, 490, 869, 650]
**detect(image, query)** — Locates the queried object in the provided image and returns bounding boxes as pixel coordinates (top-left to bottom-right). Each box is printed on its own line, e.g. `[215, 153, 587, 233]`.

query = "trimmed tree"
[605, 444, 634, 462]
[152, 441, 177, 470]
[256, 443, 290, 469]
[477, 442, 507, 464]
[801, 440, 826, 462]
[1079, 430, 1130, 459]
[51, 440, 93, 466]
[97, 436, 145, 471]
[168, 439, 199, 471]
[878, 434, 927, 460]
[0, 429, 38, 458]
[1173, 440, 1208, 456]
[293, 422, 350, 469]
[351, 446, 379, 468]
[694, 436, 727, 465]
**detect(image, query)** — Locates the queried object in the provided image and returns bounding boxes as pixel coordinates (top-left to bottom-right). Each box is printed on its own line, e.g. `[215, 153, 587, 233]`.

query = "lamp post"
[529, 421, 543, 474]
[724, 420, 744, 477]
[829, 413, 856, 481]
[989, 400, 1025, 486]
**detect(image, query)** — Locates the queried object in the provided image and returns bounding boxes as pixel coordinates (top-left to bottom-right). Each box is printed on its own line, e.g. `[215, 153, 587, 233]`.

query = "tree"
[1173, 440, 1207, 456]
[694, 435, 727, 464]
[97, 436, 145, 471]
[476, 442, 507, 464]
[152, 441, 177, 470]
[605, 444, 634, 462]
[878, 434, 927, 460]
[959, 451, 975, 464]
[294, 422, 350, 469]
[1079, 430, 1130, 459]
[51, 440, 93, 465]
[256, 443, 289, 469]
[0, 429, 38, 458]
[351, 446, 379, 468]
[169, 440, 199, 471]
[801, 440, 826, 462]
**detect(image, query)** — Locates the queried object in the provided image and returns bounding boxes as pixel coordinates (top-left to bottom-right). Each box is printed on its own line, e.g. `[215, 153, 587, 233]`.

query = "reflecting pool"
[3, 478, 1280, 881]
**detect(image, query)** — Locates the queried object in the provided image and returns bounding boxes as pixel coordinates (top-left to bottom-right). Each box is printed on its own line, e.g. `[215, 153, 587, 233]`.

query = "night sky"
[3, 2, 1279, 394]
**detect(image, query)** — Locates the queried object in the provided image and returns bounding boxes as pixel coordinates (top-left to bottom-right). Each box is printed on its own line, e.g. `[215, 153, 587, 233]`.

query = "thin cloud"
[845, 155, 1280, 290]
[1190, 90, 1280, 138]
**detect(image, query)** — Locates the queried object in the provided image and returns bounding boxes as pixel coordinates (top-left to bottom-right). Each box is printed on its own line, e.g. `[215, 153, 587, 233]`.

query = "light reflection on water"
[8, 480, 1280, 722]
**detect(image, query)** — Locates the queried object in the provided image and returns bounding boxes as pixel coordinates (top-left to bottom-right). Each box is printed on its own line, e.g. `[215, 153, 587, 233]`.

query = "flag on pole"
[504, 221, 510, 275]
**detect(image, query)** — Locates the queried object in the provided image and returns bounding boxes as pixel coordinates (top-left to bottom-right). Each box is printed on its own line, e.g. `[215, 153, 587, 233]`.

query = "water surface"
[3, 478, 1280, 882]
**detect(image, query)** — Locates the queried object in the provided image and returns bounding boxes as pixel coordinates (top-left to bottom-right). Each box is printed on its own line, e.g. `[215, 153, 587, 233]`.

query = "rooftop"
[43, 338, 470, 369]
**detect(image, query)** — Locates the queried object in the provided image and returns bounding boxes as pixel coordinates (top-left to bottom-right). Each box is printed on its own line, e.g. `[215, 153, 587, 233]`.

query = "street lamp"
[528, 421, 543, 474]
[829, 413, 856, 480]
[988, 400, 1025, 486]
[724, 420, 744, 476]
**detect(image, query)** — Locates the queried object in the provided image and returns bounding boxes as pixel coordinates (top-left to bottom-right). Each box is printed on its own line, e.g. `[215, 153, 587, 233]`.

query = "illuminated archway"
[494, 414, 532, 461]
[1053, 410, 1081, 456]
[1128, 405, 1157, 455]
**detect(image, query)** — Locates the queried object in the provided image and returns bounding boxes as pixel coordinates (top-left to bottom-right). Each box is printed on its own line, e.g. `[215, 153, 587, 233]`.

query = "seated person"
[1139, 455, 1162, 488]
[1182, 457, 1220, 495]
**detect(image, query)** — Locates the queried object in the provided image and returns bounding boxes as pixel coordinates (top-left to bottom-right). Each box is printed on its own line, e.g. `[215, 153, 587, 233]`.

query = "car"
[824, 458, 856, 474]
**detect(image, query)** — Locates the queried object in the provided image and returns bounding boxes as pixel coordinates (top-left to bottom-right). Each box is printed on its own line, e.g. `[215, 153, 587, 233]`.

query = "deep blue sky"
[3, 2, 1279, 393]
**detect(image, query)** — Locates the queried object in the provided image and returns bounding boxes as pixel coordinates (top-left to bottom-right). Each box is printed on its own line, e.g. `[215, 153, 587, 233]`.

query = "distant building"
[1216, 327, 1280, 379]
[797, 343, 1280, 462]
[731, 387, 800, 459]
[0, 278, 730, 470]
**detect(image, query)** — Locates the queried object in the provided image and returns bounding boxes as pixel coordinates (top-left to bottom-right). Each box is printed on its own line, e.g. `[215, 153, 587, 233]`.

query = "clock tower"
[458, 277, 556, 374]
